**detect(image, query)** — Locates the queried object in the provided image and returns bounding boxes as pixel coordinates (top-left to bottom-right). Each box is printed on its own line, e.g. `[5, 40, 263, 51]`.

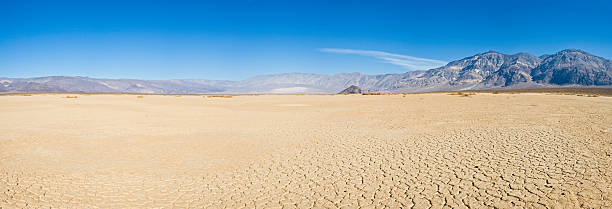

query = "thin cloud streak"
[319, 48, 447, 70]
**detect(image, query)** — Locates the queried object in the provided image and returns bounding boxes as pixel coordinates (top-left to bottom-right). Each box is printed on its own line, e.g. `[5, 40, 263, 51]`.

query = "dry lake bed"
[1, 93, 611, 208]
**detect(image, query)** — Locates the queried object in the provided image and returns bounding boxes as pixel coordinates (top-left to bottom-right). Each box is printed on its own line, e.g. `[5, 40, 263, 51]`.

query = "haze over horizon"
[2, 0, 612, 80]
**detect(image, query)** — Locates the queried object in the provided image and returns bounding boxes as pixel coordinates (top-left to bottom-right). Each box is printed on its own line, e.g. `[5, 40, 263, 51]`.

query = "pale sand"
[0, 93, 611, 208]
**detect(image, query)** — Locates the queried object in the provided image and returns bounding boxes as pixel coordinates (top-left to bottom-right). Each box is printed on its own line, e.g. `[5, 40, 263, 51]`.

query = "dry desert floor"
[1, 93, 611, 208]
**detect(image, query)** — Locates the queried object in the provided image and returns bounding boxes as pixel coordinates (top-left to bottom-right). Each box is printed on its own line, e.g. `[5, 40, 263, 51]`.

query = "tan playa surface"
[1, 93, 611, 208]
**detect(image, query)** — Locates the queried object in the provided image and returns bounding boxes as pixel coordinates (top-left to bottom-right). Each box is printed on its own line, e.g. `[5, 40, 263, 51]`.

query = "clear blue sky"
[1, 0, 611, 80]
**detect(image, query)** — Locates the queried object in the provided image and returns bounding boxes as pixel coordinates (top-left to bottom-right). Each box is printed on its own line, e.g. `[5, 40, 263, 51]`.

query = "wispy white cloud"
[319, 48, 447, 70]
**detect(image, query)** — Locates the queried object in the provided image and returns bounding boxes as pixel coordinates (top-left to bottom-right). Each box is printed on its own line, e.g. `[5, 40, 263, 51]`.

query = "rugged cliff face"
[484, 53, 541, 86]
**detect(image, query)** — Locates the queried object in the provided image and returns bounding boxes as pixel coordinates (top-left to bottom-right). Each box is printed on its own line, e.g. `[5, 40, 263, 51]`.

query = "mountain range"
[2, 49, 611, 94]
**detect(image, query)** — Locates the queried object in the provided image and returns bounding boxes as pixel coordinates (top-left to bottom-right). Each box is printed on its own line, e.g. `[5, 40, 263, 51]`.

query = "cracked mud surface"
[1, 93, 611, 208]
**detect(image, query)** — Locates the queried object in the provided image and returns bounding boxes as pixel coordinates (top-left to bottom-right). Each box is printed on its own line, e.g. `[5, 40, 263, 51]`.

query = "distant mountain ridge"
[387, 49, 612, 92]
[2, 49, 611, 94]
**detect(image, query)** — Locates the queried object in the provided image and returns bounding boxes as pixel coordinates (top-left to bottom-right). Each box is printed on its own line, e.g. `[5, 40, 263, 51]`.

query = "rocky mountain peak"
[338, 85, 363, 94]
[558, 49, 586, 54]
[531, 49, 612, 85]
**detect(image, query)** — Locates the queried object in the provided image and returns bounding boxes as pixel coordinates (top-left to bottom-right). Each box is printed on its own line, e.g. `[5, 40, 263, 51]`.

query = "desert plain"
[0, 92, 611, 208]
